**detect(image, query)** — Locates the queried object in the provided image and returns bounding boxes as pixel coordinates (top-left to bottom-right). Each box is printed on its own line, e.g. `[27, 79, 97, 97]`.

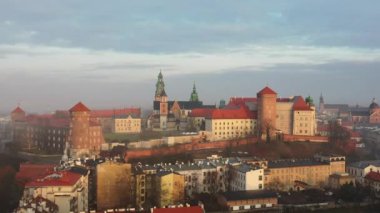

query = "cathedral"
[148, 72, 215, 131]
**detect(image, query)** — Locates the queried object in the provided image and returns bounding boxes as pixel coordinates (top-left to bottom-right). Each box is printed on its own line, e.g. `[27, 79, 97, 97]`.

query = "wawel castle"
[149, 72, 316, 140]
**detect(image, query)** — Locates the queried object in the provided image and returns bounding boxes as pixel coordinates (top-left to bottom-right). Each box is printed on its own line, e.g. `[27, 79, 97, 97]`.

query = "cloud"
[1, 43, 380, 83]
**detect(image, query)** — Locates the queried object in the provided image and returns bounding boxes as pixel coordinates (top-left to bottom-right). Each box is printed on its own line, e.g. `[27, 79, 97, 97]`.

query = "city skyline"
[1, 0, 380, 112]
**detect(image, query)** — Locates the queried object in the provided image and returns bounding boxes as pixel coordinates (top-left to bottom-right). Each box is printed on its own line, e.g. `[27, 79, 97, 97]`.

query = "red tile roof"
[257, 86, 277, 96]
[69, 102, 90, 112]
[25, 171, 82, 187]
[91, 108, 141, 118]
[292, 96, 312, 111]
[189, 108, 214, 117]
[207, 106, 256, 119]
[12, 106, 25, 114]
[152, 206, 203, 213]
[365, 171, 380, 182]
[16, 163, 55, 183]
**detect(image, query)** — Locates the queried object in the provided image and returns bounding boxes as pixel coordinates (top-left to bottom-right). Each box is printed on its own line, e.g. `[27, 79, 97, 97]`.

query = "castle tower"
[11, 106, 26, 122]
[189, 82, 199, 102]
[154, 71, 169, 130]
[10, 106, 27, 148]
[68, 102, 91, 158]
[257, 86, 277, 140]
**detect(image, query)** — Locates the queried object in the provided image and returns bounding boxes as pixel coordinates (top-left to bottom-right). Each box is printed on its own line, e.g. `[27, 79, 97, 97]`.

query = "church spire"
[190, 82, 199, 102]
[319, 93, 324, 104]
[155, 70, 166, 99]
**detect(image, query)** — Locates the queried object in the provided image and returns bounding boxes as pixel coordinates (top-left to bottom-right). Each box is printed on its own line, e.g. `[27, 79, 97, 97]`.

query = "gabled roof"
[257, 86, 277, 96]
[293, 96, 312, 111]
[12, 106, 25, 114]
[69, 102, 90, 112]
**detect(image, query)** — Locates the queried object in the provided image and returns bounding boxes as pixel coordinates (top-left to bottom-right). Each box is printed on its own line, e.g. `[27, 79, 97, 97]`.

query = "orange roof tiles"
[69, 102, 90, 112]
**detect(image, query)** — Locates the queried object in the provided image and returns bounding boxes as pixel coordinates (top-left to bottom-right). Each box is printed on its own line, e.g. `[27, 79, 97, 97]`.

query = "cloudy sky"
[1, 0, 380, 113]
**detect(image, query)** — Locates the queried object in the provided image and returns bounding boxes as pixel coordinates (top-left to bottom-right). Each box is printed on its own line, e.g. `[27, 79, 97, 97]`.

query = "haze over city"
[1, 0, 380, 112]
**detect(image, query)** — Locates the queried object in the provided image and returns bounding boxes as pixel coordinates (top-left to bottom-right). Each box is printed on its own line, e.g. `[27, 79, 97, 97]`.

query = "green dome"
[305, 96, 314, 106]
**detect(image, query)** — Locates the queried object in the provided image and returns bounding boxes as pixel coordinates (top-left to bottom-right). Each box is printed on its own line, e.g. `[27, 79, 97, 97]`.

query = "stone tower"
[257, 86, 277, 140]
[68, 102, 91, 158]
[189, 82, 199, 102]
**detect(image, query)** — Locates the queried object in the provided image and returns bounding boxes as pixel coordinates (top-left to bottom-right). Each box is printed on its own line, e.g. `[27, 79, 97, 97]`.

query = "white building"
[347, 160, 380, 184]
[230, 164, 264, 191]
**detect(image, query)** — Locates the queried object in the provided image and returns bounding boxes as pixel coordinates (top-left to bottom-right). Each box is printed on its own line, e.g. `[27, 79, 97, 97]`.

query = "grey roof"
[349, 160, 380, 169]
[222, 190, 277, 201]
[165, 164, 201, 171]
[236, 164, 260, 173]
[268, 159, 328, 169]
[153, 101, 215, 110]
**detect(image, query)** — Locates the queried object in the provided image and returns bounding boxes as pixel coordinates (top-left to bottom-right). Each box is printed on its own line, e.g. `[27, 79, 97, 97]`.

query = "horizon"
[1, 0, 380, 113]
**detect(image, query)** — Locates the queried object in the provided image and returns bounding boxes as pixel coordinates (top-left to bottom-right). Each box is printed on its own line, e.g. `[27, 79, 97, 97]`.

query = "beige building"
[265, 155, 345, 191]
[205, 107, 256, 141]
[155, 171, 185, 207]
[292, 100, 316, 136]
[96, 161, 133, 210]
[114, 115, 141, 134]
